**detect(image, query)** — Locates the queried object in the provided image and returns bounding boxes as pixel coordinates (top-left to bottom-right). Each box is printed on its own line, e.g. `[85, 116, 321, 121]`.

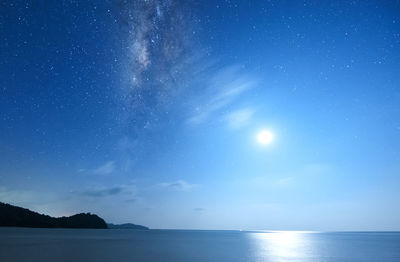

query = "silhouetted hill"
[0, 202, 107, 229]
[107, 223, 149, 230]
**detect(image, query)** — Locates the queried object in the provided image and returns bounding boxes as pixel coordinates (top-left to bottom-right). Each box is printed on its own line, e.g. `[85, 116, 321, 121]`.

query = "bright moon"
[257, 130, 274, 145]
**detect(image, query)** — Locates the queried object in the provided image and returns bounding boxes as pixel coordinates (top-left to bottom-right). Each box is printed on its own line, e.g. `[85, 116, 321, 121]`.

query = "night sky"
[1, 0, 400, 230]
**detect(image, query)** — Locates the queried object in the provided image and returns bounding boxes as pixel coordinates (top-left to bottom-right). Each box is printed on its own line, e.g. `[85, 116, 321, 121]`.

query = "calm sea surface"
[0, 228, 399, 261]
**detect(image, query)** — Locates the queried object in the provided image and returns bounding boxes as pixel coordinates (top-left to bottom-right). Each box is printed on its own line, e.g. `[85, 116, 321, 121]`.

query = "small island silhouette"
[0, 202, 149, 230]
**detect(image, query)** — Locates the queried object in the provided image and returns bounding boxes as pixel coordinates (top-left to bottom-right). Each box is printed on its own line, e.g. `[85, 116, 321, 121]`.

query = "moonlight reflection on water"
[250, 231, 316, 261]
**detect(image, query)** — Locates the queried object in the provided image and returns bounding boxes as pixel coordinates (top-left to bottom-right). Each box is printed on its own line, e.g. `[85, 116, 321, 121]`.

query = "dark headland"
[0, 202, 148, 230]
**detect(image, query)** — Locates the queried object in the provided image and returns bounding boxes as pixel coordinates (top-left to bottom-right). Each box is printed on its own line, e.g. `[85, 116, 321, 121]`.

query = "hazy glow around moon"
[257, 130, 274, 145]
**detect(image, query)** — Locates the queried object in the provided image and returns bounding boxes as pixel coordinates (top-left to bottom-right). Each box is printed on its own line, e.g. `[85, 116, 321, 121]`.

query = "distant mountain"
[0, 202, 107, 229]
[107, 223, 149, 230]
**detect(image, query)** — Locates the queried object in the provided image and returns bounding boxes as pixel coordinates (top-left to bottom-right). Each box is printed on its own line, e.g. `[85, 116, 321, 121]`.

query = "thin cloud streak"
[93, 161, 116, 175]
[187, 66, 257, 125]
[158, 180, 198, 191]
[78, 184, 137, 199]
[225, 108, 255, 129]
[80, 186, 124, 197]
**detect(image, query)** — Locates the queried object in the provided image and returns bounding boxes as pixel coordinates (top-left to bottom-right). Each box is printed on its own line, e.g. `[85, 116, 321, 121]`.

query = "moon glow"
[257, 130, 274, 145]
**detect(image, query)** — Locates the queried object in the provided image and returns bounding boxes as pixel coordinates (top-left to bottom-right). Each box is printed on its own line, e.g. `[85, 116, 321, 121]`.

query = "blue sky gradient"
[1, 0, 400, 230]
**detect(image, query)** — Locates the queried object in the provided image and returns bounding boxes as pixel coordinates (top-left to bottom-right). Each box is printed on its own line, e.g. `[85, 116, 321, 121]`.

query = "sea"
[0, 228, 399, 261]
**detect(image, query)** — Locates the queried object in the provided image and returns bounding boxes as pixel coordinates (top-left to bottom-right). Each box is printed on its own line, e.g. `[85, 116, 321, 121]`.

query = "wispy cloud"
[80, 186, 124, 197]
[78, 183, 136, 198]
[158, 180, 197, 191]
[274, 176, 295, 186]
[187, 66, 256, 125]
[93, 161, 115, 175]
[225, 108, 255, 129]
[124, 198, 137, 203]
[115, 1, 259, 141]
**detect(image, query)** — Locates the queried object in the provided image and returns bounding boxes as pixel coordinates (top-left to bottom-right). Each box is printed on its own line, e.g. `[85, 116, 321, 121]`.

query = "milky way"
[115, 0, 198, 132]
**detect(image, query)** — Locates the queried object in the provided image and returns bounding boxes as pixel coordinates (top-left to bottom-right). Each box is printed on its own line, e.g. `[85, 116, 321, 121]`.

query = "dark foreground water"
[0, 228, 399, 261]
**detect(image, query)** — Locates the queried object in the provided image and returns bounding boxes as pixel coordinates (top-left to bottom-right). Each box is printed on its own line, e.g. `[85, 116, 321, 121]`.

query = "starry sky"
[1, 0, 400, 230]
